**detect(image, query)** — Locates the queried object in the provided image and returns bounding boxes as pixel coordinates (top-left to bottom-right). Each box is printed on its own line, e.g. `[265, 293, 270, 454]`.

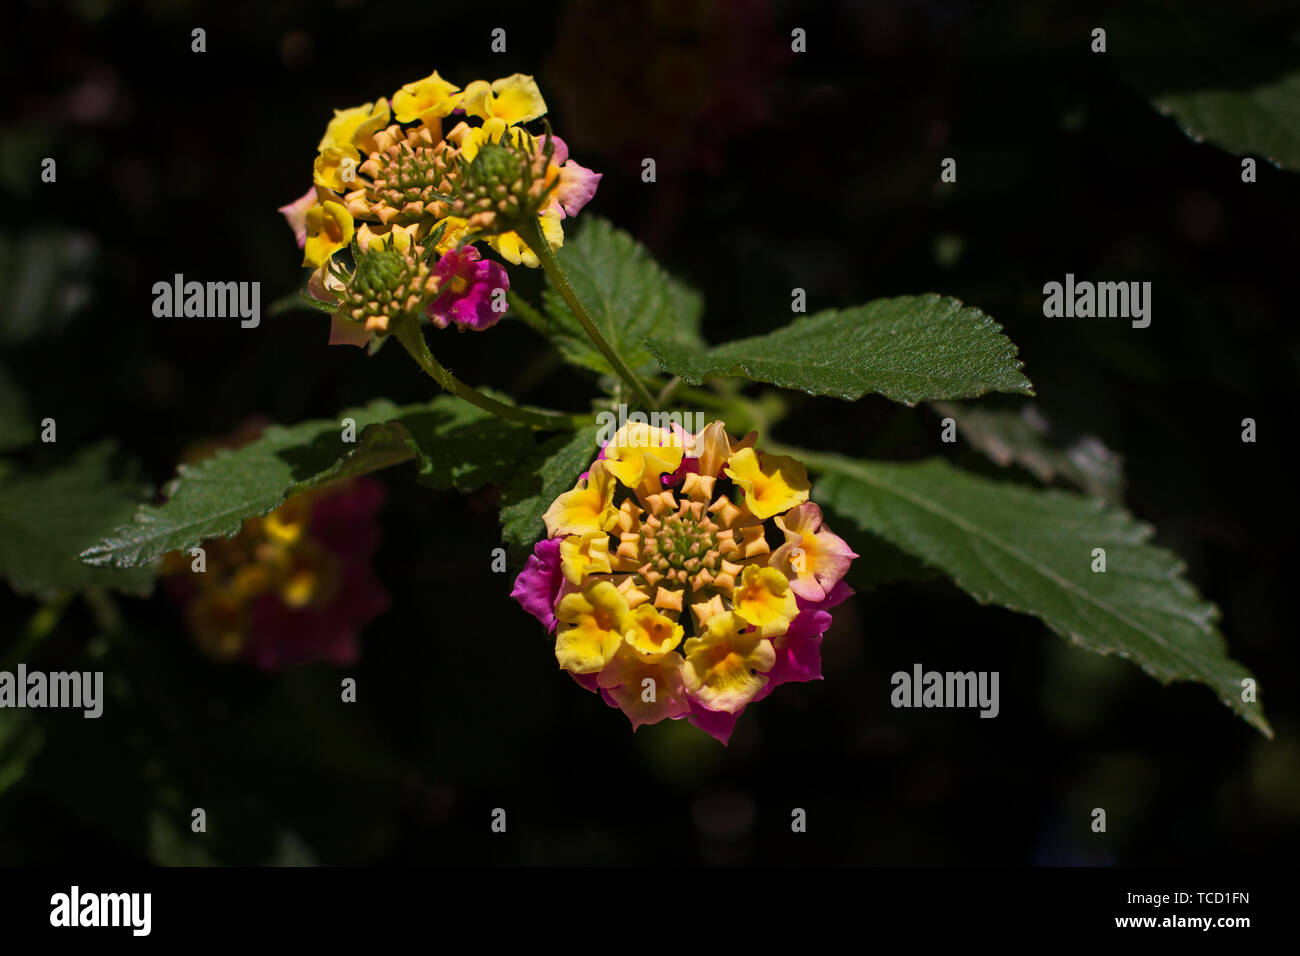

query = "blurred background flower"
[156, 420, 387, 669]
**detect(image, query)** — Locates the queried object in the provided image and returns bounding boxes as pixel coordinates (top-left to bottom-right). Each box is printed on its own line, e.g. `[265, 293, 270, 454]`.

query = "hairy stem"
[517, 217, 659, 411]
[392, 320, 589, 430]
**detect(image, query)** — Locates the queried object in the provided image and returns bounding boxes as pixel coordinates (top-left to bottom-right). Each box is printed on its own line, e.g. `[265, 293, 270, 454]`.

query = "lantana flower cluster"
[278, 70, 600, 347]
[511, 421, 858, 744]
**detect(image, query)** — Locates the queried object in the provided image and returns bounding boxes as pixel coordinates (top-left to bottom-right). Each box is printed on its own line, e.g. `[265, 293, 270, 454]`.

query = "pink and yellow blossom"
[770, 502, 859, 602]
[513, 420, 855, 743]
[280, 69, 602, 344]
[681, 611, 776, 713]
[427, 244, 510, 331]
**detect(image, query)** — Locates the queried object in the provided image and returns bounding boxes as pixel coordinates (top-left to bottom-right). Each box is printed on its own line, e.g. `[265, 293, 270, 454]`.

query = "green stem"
[392, 320, 589, 430]
[517, 217, 659, 412]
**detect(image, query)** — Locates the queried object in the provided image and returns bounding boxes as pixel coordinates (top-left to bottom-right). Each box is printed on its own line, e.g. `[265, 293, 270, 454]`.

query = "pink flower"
[687, 700, 741, 745]
[548, 136, 602, 219]
[596, 645, 693, 730]
[770, 502, 859, 602]
[510, 537, 564, 632]
[427, 245, 510, 331]
[753, 580, 852, 704]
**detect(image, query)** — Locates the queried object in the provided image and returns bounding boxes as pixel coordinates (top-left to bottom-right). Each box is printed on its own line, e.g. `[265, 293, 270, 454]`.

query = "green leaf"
[397, 396, 538, 492]
[543, 217, 704, 376]
[1152, 69, 1300, 172]
[647, 295, 1032, 405]
[498, 427, 598, 553]
[81, 397, 536, 570]
[813, 455, 1270, 737]
[0, 443, 156, 598]
[932, 401, 1125, 505]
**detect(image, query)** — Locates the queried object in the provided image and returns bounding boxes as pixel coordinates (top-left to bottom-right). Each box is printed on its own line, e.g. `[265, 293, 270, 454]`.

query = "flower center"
[628, 497, 746, 617]
[644, 508, 720, 576]
[350, 125, 459, 224]
[343, 246, 438, 330]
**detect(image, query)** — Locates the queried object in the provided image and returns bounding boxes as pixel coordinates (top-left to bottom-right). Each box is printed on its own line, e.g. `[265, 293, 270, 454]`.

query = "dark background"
[1, 0, 1297, 865]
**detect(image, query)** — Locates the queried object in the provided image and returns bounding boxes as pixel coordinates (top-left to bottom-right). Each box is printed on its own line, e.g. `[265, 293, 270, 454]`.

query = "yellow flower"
[555, 580, 631, 673]
[622, 605, 684, 657]
[431, 216, 471, 254]
[681, 612, 775, 713]
[313, 144, 358, 192]
[313, 100, 390, 191]
[602, 421, 685, 489]
[317, 99, 390, 155]
[542, 460, 618, 538]
[731, 565, 798, 637]
[560, 531, 613, 585]
[460, 74, 547, 127]
[486, 210, 564, 268]
[391, 70, 462, 124]
[302, 200, 354, 268]
[723, 447, 810, 520]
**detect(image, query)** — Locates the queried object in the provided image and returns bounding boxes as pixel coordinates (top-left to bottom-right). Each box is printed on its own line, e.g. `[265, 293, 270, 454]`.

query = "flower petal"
[392, 70, 461, 124]
[731, 564, 799, 637]
[555, 579, 630, 673]
[602, 421, 685, 489]
[552, 155, 602, 218]
[463, 74, 547, 125]
[328, 313, 370, 348]
[510, 537, 564, 632]
[542, 460, 618, 538]
[724, 447, 810, 520]
[427, 245, 509, 331]
[681, 612, 775, 713]
[278, 186, 319, 248]
[596, 645, 691, 730]
[303, 200, 354, 268]
[686, 699, 742, 745]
